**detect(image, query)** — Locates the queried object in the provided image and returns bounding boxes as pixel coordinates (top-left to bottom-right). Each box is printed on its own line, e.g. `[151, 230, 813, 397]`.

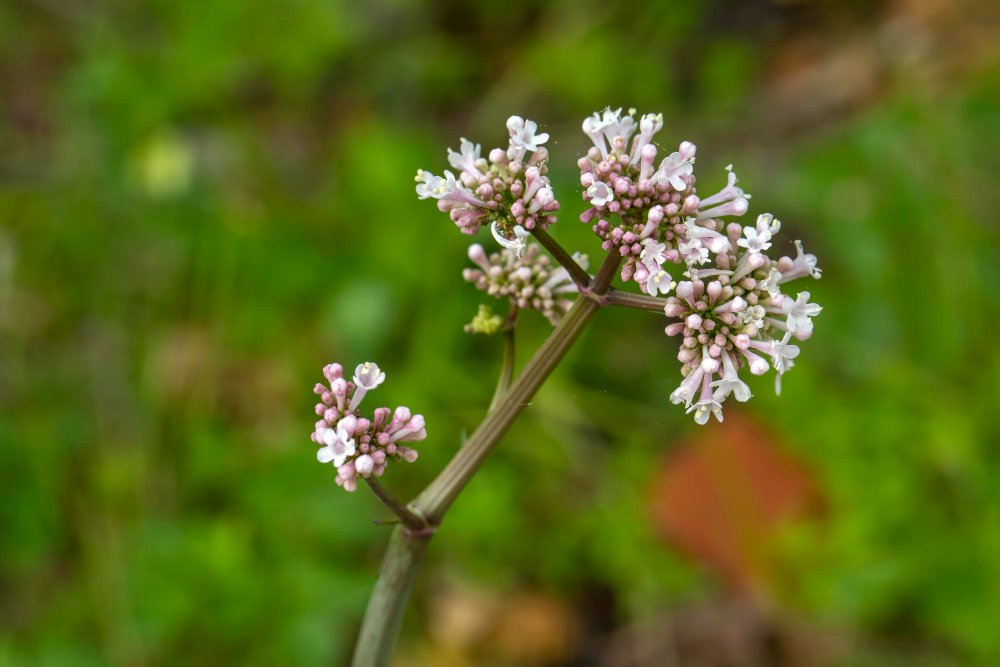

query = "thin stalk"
[364, 477, 427, 532]
[414, 251, 621, 524]
[488, 325, 516, 412]
[605, 288, 669, 313]
[352, 250, 623, 666]
[530, 227, 591, 287]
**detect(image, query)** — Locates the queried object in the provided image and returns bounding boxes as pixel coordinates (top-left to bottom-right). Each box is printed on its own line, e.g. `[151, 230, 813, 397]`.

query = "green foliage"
[1, 0, 997, 664]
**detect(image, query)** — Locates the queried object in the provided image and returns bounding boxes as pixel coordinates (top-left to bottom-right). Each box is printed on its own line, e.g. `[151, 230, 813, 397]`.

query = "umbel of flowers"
[462, 242, 588, 326]
[578, 107, 750, 296]
[410, 109, 820, 431]
[312, 362, 426, 491]
[415, 116, 559, 251]
[663, 213, 822, 424]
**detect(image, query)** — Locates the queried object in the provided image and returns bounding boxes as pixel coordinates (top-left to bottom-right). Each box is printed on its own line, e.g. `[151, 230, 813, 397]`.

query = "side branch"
[364, 477, 429, 532]
[413, 251, 623, 523]
[488, 311, 517, 412]
[530, 227, 592, 287]
[605, 288, 669, 313]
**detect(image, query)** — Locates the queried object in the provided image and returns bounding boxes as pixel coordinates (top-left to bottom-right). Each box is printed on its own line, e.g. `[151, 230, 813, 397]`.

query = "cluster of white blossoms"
[406, 107, 822, 430]
[312, 362, 426, 491]
[462, 243, 587, 326]
[415, 116, 558, 252]
[575, 107, 822, 424]
[663, 214, 822, 423]
[578, 107, 751, 296]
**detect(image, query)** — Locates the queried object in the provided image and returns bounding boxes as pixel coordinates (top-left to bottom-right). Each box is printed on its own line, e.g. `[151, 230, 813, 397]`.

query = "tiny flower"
[737, 223, 771, 254]
[645, 269, 674, 296]
[687, 373, 724, 425]
[760, 267, 782, 298]
[507, 116, 549, 153]
[678, 238, 709, 266]
[587, 181, 614, 207]
[448, 138, 483, 178]
[640, 238, 667, 272]
[711, 351, 752, 403]
[781, 240, 823, 282]
[318, 422, 356, 467]
[653, 147, 696, 191]
[354, 362, 386, 390]
[780, 291, 823, 337]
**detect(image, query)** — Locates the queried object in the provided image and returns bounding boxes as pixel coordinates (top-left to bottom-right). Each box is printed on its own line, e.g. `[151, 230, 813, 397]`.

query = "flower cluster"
[577, 107, 751, 296]
[312, 362, 426, 492]
[663, 214, 822, 424]
[462, 242, 586, 326]
[415, 116, 559, 251]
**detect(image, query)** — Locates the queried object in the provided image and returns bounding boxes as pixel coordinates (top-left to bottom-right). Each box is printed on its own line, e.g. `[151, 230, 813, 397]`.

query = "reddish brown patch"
[650, 412, 824, 595]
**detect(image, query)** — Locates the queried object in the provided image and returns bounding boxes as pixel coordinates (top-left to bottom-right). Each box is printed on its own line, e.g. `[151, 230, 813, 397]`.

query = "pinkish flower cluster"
[312, 362, 426, 492]
[663, 214, 822, 424]
[462, 242, 587, 326]
[577, 107, 751, 295]
[415, 116, 559, 250]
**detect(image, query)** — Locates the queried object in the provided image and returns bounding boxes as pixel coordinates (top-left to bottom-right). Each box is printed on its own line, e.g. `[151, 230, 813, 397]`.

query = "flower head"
[312, 362, 426, 491]
[463, 242, 586, 326]
[416, 117, 560, 239]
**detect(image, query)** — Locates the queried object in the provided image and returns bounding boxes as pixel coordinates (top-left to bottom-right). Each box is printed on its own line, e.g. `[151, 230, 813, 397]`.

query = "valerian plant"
[310, 108, 822, 666]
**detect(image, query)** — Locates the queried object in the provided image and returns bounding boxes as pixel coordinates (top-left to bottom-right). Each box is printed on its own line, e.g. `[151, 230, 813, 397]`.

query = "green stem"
[363, 477, 428, 532]
[487, 309, 517, 413]
[530, 227, 592, 287]
[351, 250, 622, 666]
[350, 526, 431, 667]
[605, 288, 669, 313]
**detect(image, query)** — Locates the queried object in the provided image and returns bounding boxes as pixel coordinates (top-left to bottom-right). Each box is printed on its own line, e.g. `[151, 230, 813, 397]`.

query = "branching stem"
[351, 248, 623, 667]
[530, 227, 592, 287]
[605, 288, 670, 313]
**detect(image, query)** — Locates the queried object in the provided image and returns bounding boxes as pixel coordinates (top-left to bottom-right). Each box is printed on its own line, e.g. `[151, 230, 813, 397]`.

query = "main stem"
[351, 252, 621, 666]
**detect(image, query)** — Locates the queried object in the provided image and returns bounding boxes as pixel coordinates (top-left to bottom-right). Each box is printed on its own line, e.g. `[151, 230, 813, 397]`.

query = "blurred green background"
[1, 0, 998, 665]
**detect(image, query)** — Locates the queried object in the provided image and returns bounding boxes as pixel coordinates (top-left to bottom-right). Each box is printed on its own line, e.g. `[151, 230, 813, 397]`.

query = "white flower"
[507, 116, 549, 153]
[414, 169, 439, 199]
[645, 269, 674, 296]
[669, 366, 704, 407]
[737, 224, 771, 254]
[600, 107, 637, 144]
[699, 165, 750, 210]
[653, 148, 695, 191]
[348, 361, 386, 411]
[318, 421, 356, 467]
[587, 181, 614, 207]
[491, 221, 529, 255]
[414, 169, 484, 207]
[686, 374, 725, 425]
[582, 111, 611, 155]
[780, 240, 822, 282]
[639, 238, 666, 272]
[678, 237, 709, 266]
[756, 213, 781, 236]
[760, 267, 782, 298]
[638, 112, 663, 140]
[711, 352, 752, 403]
[781, 291, 822, 337]
[447, 138, 482, 177]
[762, 332, 800, 395]
[353, 362, 385, 390]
